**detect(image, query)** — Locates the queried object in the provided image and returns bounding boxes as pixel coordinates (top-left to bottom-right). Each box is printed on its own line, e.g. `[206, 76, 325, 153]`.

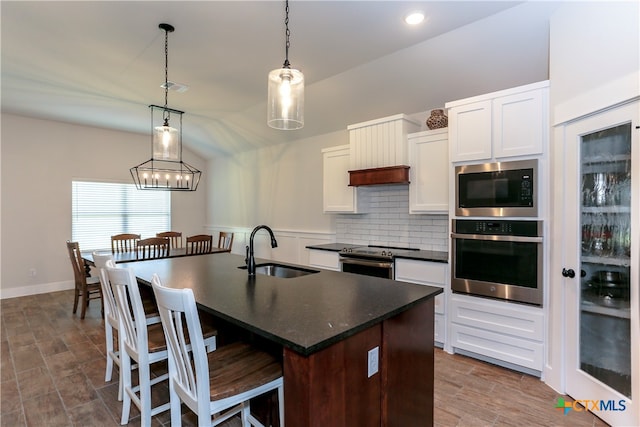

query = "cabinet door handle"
[562, 268, 576, 278]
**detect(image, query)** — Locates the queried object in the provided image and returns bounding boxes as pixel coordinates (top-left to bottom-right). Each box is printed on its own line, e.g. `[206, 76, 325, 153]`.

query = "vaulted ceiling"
[1, 1, 561, 158]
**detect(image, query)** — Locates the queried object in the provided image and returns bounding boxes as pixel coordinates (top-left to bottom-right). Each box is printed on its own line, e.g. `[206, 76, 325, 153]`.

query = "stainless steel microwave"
[455, 159, 538, 217]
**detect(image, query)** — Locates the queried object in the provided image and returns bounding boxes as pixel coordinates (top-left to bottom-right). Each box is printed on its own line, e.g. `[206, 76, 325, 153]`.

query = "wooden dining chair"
[217, 231, 234, 251]
[93, 254, 120, 393]
[151, 274, 283, 427]
[66, 241, 102, 319]
[106, 265, 217, 426]
[156, 231, 182, 249]
[136, 237, 170, 260]
[186, 234, 213, 255]
[94, 254, 161, 400]
[111, 233, 141, 253]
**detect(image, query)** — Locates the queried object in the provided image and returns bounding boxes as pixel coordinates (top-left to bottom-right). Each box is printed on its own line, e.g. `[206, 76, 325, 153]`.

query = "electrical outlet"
[29, 268, 37, 277]
[367, 346, 379, 378]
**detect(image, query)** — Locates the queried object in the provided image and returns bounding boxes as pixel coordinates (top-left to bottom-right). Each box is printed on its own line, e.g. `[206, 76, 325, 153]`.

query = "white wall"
[207, 130, 345, 232]
[0, 114, 208, 298]
[546, 1, 640, 392]
[550, 1, 640, 125]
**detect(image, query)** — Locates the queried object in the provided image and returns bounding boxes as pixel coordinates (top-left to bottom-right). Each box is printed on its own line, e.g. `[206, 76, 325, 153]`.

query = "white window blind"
[72, 181, 171, 251]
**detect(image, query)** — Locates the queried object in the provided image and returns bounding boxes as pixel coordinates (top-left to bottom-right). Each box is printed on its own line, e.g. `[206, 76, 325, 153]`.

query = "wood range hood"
[348, 165, 410, 186]
[347, 114, 420, 187]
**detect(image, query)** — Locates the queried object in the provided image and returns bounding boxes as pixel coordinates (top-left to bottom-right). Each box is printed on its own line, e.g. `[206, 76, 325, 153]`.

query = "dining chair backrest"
[67, 241, 86, 286]
[156, 231, 182, 249]
[96, 257, 123, 396]
[186, 234, 213, 255]
[67, 240, 102, 319]
[217, 232, 234, 250]
[136, 237, 170, 260]
[107, 265, 149, 362]
[111, 233, 141, 253]
[93, 253, 116, 325]
[151, 275, 206, 413]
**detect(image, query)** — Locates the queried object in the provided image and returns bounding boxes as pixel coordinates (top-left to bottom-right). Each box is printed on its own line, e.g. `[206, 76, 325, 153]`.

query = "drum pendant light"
[267, 0, 304, 130]
[130, 23, 201, 191]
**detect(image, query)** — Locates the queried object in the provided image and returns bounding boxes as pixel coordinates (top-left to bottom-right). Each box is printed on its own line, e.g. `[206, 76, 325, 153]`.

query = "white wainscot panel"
[271, 235, 300, 263]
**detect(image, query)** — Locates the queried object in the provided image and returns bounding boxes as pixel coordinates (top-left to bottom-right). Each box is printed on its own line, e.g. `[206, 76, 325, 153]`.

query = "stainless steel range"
[339, 245, 419, 279]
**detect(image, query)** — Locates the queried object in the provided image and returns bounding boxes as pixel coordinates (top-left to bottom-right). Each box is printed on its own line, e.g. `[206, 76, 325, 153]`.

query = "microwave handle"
[451, 233, 543, 243]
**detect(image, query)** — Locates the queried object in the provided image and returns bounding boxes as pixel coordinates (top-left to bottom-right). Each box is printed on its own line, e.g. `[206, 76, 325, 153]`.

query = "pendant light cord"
[158, 23, 174, 123]
[164, 28, 169, 110]
[283, 0, 290, 68]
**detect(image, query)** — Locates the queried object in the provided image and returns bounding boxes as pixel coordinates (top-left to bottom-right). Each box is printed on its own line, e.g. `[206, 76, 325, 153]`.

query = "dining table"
[82, 246, 231, 265]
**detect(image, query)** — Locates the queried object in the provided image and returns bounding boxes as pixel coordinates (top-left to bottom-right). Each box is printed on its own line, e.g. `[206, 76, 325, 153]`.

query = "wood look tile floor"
[1, 290, 608, 427]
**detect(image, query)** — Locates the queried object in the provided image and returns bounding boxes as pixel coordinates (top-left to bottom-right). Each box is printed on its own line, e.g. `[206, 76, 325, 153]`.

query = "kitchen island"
[131, 252, 442, 426]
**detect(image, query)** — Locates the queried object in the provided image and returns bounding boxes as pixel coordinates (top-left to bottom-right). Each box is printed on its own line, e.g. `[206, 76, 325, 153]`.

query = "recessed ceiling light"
[405, 11, 425, 26]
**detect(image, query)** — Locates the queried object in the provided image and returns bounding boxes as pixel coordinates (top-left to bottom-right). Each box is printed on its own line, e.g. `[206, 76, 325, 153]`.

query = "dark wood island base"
[130, 253, 441, 426]
[284, 298, 435, 426]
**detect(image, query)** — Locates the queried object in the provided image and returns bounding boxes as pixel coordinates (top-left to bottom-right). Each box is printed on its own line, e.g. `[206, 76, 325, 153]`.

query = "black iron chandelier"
[130, 23, 201, 191]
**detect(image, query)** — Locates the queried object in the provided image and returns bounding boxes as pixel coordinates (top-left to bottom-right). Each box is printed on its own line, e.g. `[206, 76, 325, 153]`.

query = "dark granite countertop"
[394, 250, 448, 263]
[305, 243, 360, 252]
[130, 253, 442, 356]
[306, 243, 448, 263]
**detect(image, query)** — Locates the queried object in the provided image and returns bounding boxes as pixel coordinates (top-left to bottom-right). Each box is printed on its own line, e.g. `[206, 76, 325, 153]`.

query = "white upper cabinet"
[322, 145, 366, 213]
[408, 129, 449, 214]
[447, 100, 492, 162]
[493, 87, 547, 158]
[446, 81, 549, 163]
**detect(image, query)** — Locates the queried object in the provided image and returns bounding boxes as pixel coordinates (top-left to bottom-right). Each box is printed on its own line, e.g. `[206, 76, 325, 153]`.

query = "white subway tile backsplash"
[336, 185, 448, 250]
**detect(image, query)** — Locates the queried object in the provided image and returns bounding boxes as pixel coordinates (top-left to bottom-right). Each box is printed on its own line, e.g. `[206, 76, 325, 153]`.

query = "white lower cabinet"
[308, 249, 340, 271]
[394, 259, 447, 346]
[449, 294, 544, 374]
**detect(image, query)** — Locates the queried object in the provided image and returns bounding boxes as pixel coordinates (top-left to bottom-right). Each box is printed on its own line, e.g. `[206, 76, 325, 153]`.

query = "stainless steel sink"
[239, 263, 319, 278]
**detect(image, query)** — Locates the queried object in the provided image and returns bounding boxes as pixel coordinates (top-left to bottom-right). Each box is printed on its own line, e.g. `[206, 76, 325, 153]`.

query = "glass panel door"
[580, 123, 632, 398]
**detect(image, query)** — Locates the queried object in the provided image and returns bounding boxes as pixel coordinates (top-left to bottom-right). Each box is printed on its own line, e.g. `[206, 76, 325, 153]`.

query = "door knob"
[562, 268, 576, 278]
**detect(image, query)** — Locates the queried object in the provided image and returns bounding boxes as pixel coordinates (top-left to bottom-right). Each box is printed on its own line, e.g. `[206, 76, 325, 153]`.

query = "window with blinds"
[72, 181, 171, 251]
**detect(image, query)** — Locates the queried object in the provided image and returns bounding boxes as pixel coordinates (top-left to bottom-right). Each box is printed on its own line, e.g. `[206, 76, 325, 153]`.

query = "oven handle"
[451, 233, 543, 243]
[339, 258, 394, 269]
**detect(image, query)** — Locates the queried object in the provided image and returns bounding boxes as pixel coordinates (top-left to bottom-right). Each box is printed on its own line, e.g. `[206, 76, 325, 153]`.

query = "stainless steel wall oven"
[451, 219, 543, 306]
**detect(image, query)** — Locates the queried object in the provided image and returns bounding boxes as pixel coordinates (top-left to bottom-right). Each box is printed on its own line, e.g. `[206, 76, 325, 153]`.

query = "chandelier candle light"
[267, 0, 304, 130]
[130, 23, 201, 191]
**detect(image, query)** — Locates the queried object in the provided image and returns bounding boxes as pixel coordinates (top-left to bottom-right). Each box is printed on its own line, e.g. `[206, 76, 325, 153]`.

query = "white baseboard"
[0, 280, 74, 300]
